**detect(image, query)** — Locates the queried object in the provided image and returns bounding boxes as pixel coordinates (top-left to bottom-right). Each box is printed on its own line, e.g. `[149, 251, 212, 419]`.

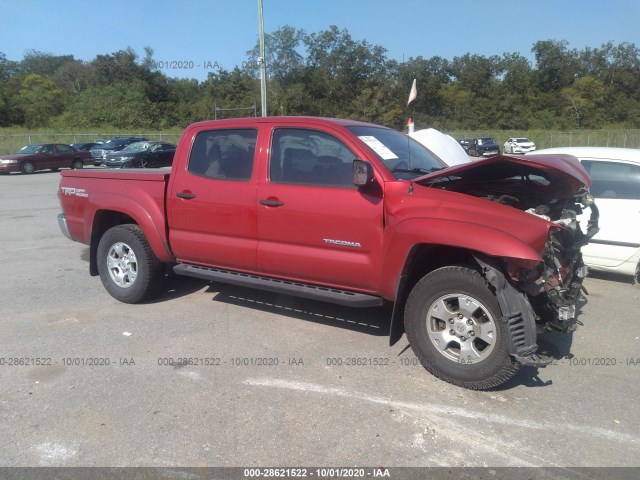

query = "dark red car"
[0, 143, 91, 174]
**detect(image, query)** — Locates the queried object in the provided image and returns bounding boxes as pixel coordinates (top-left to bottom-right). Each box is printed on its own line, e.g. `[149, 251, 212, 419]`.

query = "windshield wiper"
[424, 175, 460, 186]
[392, 167, 443, 175]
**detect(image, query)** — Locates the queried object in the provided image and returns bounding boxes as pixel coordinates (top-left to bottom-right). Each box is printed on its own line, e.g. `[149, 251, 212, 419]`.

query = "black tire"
[21, 161, 35, 174]
[71, 159, 84, 169]
[97, 224, 164, 303]
[404, 265, 519, 390]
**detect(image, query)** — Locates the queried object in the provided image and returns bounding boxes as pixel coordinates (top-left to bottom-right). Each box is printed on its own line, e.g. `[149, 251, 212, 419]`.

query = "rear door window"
[188, 129, 257, 181]
[582, 160, 640, 200]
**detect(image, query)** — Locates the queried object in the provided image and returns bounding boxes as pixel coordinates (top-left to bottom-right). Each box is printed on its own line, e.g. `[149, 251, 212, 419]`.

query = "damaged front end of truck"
[417, 154, 599, 367]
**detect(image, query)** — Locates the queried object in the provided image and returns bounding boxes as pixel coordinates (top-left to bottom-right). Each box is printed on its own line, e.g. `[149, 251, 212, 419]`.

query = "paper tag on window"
[358, 136, 398, 160]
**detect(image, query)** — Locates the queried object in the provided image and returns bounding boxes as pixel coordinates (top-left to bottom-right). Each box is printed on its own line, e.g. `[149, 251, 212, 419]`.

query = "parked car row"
[0, 143, 91, 174]
[0, 137, 177, 174]
[89, 137, 150, 164]
[458, 137, 501, 157]
[100, 141, 176, 168]
[70, 142, 103, 151]
[457, 137, 537, 157]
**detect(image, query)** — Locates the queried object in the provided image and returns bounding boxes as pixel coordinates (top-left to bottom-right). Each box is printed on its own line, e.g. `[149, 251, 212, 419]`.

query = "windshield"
[17, 145, 42, 154]
[516, 138, 530, 143]
[123, 142, 151, 153]
[102, 139, 126, 148]
[347, 126, 446, 180]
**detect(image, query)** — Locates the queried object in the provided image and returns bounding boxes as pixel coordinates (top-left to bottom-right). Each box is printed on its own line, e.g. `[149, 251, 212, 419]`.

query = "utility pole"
[258, 0, 267, 117]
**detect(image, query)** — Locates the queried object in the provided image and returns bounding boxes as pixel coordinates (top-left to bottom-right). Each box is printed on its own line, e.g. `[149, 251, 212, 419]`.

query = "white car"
[504, 137, 536, 154]
[531, 147, 640, 282]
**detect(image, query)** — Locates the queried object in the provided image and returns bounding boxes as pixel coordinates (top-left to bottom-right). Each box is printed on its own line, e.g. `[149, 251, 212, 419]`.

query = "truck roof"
[188, 116, 383, 130]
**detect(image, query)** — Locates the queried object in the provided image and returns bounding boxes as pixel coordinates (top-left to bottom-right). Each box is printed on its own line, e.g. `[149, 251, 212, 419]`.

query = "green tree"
[201, 67, 257, 117]
[15, 74, 63, 127]
[561, 76, 606, 128]
[91, 48, 143, 86]
[0, 52, 18, 81]
[496, 53, 534, 129]
[58, 82, 160, 129]
[303, 25, 388, 117]
[19, 50, 75, 77]
[438, 84, 473, 128]
[246, 25, 306, 85]
[532, 40, 580, 92]
[52, 60, 96, 104]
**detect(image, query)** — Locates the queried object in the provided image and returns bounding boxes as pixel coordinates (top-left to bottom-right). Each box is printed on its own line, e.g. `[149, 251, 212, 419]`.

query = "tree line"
[1, 26, 639, 131]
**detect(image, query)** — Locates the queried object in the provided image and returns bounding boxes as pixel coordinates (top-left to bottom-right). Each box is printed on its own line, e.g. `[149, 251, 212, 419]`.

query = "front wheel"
[21, 161, 35, 174]
[404, 265, 519, 390]
[97, 224, 164, 303]
[71, 159, 84, 169]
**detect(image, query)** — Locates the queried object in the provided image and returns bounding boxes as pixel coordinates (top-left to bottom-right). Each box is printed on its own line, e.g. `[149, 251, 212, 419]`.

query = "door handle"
[259, 199, 284, 207]
[176, 191, 197, 199]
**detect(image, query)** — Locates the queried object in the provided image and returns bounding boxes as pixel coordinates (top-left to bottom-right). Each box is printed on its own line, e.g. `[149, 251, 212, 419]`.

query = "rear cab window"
[187, 129, 258, 181]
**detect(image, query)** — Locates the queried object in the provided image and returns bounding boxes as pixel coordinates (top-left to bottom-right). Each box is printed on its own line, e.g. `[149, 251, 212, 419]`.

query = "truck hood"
[415, 153, 590, 206]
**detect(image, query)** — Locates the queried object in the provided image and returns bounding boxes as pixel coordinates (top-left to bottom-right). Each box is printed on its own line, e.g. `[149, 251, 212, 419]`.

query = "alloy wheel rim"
[106, 242, 138, 288]
[425, 293, 496, 363]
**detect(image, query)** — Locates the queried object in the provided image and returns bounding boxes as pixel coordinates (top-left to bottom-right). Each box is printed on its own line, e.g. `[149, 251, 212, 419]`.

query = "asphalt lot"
[0, 170, 639, 470]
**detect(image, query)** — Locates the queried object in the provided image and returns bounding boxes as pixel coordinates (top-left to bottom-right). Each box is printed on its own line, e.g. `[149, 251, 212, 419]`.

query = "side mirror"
[353, 160, 375, 187]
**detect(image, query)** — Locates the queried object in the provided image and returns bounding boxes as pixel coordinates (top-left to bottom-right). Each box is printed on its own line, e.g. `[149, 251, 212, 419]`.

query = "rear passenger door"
[580, 159, 640, 267]
[168, 128, 259, 271]
[54, 144, 75, 168]
[256, 126, 384, 292]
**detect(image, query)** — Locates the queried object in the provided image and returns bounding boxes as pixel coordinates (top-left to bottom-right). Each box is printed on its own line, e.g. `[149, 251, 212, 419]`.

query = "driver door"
[256, 126, 384, 292]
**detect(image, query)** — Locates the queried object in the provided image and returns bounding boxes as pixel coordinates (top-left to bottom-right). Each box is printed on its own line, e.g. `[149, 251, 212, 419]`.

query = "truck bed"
[58, 168, 172, 262]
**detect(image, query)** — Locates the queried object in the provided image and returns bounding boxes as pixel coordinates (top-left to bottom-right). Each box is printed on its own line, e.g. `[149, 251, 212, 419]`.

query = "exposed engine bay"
[418, 155, 599, 363]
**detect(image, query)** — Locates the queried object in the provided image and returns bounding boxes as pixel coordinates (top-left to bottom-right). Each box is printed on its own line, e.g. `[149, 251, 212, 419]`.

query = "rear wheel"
[21, 161, 35, 174]
[404, 265, 519, 390]
[97, 224, 164, 303]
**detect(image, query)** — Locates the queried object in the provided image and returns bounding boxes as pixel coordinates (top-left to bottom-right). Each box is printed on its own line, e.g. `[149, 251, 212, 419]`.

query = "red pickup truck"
[57, 117, 598, 390]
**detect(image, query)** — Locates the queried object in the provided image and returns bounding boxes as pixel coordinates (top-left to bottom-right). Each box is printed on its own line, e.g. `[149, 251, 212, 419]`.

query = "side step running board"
[173, 263, 383, 308]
